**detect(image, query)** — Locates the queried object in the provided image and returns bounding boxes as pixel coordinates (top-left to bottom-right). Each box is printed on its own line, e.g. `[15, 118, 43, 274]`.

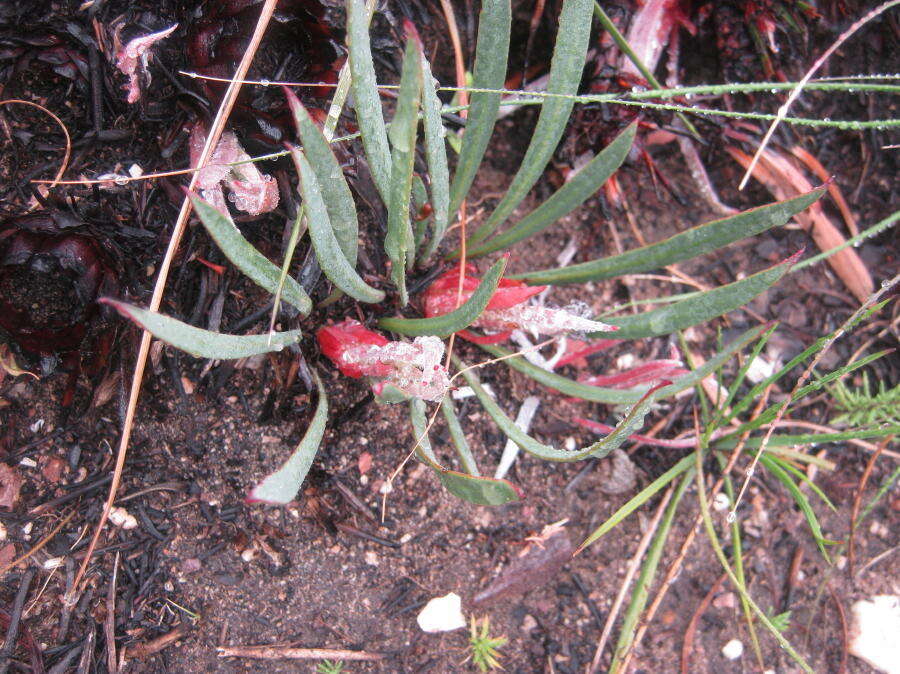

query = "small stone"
[364, 550, 379, 566]
[109, 506, 138, 529]
[722, 639, 743, 660]
[521, 614, 538, 632]
[417, 592, 466, 633]
[849, 595, 900, 673]
[713, 592, 737, 609]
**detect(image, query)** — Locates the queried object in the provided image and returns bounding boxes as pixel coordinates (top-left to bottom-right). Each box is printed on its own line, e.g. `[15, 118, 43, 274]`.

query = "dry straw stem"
[0, 99, 71, 193]
[217, 645, 384, 661]
[68, 0, 281, 600]
[739, 0, 900, 190]
[588, 484, 675, 672]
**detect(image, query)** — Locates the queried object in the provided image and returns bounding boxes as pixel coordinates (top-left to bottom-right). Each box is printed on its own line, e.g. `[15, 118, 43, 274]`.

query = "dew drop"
[726, 511, 737, 523]
[114, 176, 129, 186]
[259, 78, 271, 86]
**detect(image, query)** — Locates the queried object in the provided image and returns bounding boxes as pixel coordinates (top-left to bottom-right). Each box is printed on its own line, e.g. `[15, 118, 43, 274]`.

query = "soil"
[1, 1, 898, 673]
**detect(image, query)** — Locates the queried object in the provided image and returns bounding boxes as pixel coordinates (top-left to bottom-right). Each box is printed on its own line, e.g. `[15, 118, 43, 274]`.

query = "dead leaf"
[91, 371, 121, 408]
[727, 146, 874, 303]
[0, 464, 25, 510]
[358, 451, 373, 475]
[473, 528, 573, 606]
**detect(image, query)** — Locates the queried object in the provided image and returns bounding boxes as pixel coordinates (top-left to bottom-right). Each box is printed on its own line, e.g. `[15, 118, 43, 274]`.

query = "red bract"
[423, 265, 546, 317]
[317, 320, 389, 378]
[114, 24, 178, 103]
[422, 266, 617, 341]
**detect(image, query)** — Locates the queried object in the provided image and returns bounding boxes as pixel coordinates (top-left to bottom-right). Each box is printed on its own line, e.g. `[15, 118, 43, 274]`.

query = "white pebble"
[849, 595, 900, 674]
[417, 592, 466, 633]
[722, 639, 744, 660]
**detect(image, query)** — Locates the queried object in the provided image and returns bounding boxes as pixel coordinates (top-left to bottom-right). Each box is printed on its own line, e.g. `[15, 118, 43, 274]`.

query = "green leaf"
[384, 32, 423, 305]
[190, 195, 312, 314]
[514, 189, 824, 284]
[247, 371, 328, 504]
[346, 0, 391, 201]
[758, 452, 831, 560]
[102, 299, 301, 359]
[465, 123, 635, 259]
[453, 355, 662, 462]
[577, 453, 695, 550]
[377, 256, 507, 336]
[441, 396, 480, 476]
[479, 324, 766, 404]
[409, 399, 519, 505]
[419, 53, 451, 260]
[294, 150, 386, 303]
[286, 93, 358, 266]
[447, 0, 511, 221]
[601, 254, 800, 339]
[465, 0, 594, 248]
[712, 427, 900, 450]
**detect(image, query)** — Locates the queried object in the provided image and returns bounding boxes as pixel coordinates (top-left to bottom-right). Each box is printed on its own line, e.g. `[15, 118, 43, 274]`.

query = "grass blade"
[419, 53, 451, 260]
[479, 324, 766, 404]
[247, 371, 328, 504]
[465, 123, 636, 259]
[190, 194, 312, 314]
[295, 150, 385, 303]
[384, 28, 423, 304]
[346, 0, 391, 200]
[447, 0, 511, 220]
[454, 356, 664, 462]
[102, 300, 301, 359]
[377, 256, 506, 336]
[602, 253, 801, 339]
[577, 453, 695, 550]
[286, 92, 358, 266]
[513, 189, 824, 284]
[465, 0, 594, 247]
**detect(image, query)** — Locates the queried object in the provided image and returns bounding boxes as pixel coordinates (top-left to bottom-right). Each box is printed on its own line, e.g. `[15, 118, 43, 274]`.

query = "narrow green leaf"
[419, 53, 451, 260]
[466, 0, 594, 248]
[712, 427, 900, 450]
[190, 195, 312, 314]
[286, 93, 358, 265]
[578, 453, 695, 549]
[727, 350, 889, 437]
[384, 31, 423, 305]
[441, 397, 480, 476]
[479, 324, 766, 404]
[447, 0, 511, 220]
[601, 254, 800, 339]
[454, 356, 663, 462]
[409, 399, 519, 505]
[102, 299, 301, 359]
[514, 189, 824, 284]
[465, 123, 635, 258]
[346, 0, 391, 201]
[378, 256, 506, 336]
[295, 150, 385, 303]
[247, 371, 328, 504]
[758, 453, 831, 560]
[766, 453, 836, 512]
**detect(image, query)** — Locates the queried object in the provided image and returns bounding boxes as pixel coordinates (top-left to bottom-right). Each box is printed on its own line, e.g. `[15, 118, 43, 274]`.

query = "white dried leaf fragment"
[115, 24, 178, 103]
[344, 336, 450, 401]
[849, 595, 900, 673]
[417, 592, 466, 633]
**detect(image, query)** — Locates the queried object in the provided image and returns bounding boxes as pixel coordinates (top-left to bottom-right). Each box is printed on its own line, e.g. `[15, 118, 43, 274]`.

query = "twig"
[0, 569, 35, 674]
[588, 484, 675, 672]
[848, 435, 892, 575]
[827, 584, 849, 674]
[680, 572, 727, 674]
[105, 552, 119, 674]
[0, 509, 76, 578]
[739, 0, 900, 189]
[123, 624, 189, 660]
[217, 645, 385, 661]
[69, 0, 281, 601]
